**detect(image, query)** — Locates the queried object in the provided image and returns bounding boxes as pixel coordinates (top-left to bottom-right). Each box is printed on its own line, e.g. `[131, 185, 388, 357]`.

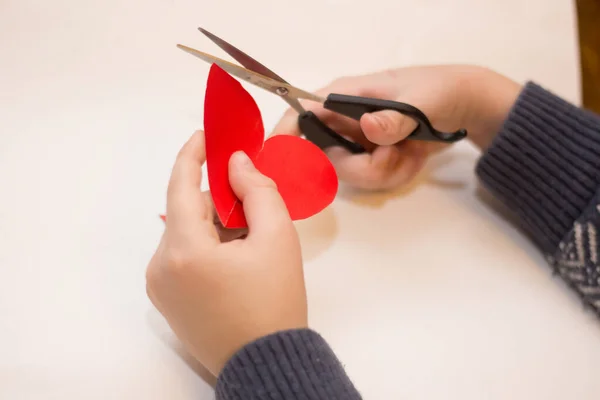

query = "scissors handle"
[298, 94, 467, 154]
[325, 93, 467, 143]
[298, 111, 365, 154]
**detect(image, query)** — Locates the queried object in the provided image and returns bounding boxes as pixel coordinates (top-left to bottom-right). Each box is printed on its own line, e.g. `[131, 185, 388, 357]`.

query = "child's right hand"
[272, 65, 522, 190]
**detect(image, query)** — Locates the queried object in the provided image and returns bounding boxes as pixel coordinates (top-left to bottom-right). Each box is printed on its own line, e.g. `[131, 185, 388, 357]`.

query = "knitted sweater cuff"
[215, 329, 361, 400]
[476, 81, 600, 253]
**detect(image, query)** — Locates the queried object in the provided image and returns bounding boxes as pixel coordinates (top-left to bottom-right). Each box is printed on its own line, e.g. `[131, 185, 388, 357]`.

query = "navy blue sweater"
[215, 82, 600, 399]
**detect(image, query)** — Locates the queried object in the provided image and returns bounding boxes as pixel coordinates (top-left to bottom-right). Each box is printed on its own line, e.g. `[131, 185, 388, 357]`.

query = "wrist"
[216, 328, 361, 399]
[214, 319, 309, 376]
[461, 67, 522, 150]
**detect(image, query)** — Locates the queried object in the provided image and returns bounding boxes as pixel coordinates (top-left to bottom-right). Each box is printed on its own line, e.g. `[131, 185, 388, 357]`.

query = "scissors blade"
[177, 44, 324, 108]
[198, 27, 289, 84]
[197, 28, 308, 113]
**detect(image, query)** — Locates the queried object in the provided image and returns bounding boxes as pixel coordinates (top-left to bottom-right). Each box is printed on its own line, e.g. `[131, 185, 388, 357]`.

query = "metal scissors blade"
[198, 27, 288, 84]
[177, 44, 324, 108]
[195, 27, 309, 114]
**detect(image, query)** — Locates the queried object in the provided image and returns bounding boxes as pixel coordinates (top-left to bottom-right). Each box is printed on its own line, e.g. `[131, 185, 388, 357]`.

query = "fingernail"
[232, 151, 253, 170]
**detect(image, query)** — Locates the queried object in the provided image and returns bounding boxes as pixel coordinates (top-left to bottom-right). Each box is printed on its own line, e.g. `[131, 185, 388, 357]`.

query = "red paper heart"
[204, 64, 338, 229]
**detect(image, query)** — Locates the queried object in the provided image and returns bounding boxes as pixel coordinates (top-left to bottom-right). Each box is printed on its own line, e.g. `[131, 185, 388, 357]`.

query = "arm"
[476, 82, 600, 311]
[216, 330, 361, 400]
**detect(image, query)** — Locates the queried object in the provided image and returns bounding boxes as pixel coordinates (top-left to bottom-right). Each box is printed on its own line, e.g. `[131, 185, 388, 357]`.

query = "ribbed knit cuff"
[215, 329, 361, 400]
[476, 82, 600, 253]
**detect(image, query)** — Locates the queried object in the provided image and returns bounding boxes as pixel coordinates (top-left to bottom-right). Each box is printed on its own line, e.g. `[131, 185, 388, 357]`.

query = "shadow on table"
[338, 151, 469, 208]
[170, 342, 218, 388]
[473, 182, 541, 249]
[146, 312, 217, 389]
[294, 206, 339, 261]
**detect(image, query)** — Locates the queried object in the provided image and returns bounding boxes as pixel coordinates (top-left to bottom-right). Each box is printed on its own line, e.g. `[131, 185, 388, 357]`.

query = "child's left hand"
[146, 130, 308, 377]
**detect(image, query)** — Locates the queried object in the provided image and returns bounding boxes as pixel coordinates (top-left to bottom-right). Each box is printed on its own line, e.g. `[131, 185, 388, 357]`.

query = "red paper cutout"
[204, 64, 338, 228]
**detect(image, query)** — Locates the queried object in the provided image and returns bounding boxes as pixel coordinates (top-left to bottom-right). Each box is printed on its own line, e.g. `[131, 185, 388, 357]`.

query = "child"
[146, 65, 600, 399]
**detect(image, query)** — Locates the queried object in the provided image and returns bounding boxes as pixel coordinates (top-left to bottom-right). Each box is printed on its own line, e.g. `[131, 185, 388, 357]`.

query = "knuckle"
[145, 251, 164, 290]
[164, 247, 194, 275]
[145, 265, 159, 292]
[377, 113, 392, 133]
[331, 76, 352, 88]
[373, 114, 412, 145]
[145, 281, 158, 305]
[392, 115, 407, 135]
[382, 68, 399, 79]
[145, 262, 157, 283]
[253, 174, 278, 191]
[382, 113, 404, 134]
[263, 217, 297, 240]
[145, 266, 165, 311]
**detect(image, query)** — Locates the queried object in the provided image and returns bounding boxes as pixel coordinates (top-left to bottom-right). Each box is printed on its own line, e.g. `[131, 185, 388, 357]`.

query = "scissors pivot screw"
[275, 87, 289, 96]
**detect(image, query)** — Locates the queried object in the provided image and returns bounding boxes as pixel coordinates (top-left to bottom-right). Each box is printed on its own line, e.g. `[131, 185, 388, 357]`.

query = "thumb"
[228, 151, 293, 238]
[360, 108, 418, 146]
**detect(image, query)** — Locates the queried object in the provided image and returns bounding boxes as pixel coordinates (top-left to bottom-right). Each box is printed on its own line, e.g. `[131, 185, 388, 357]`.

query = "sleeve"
[476, 81, 600, 312]
[215, 329, 362, 400]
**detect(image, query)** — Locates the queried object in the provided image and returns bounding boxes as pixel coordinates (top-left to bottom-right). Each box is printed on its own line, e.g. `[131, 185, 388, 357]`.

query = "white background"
[2, 0, 598, 399]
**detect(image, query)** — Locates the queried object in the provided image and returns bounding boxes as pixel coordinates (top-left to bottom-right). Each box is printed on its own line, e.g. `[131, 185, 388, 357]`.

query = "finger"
[360, 109, 418, 146]
[228, 151, 294, 240]
[166, 130, 218, 244]
[327, 143, 426, 190]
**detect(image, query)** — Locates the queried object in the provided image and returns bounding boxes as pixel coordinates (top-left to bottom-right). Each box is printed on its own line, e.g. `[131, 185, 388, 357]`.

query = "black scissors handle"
[299, 93, 467, 154]
[298, 111, 365, 154]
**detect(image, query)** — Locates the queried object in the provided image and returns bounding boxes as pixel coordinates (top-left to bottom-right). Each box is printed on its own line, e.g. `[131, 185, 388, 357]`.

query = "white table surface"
[2, 1, 597, 399]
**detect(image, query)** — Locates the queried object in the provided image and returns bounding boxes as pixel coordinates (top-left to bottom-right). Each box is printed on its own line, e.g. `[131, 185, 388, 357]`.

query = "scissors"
[177, 28, 467, 154]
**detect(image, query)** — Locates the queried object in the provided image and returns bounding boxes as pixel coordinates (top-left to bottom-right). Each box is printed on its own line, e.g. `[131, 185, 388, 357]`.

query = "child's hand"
[146, 130, 307, 376]
[273, 65, 521, 190]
